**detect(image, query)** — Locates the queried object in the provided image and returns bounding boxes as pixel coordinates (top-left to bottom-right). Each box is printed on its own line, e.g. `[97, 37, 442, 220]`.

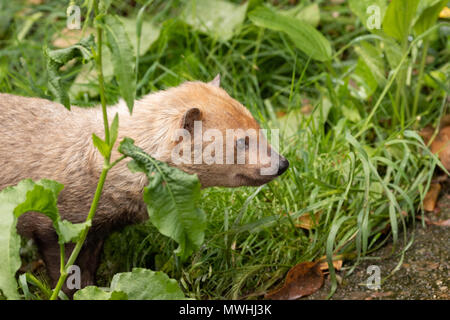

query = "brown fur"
[0, 80, 288, 294]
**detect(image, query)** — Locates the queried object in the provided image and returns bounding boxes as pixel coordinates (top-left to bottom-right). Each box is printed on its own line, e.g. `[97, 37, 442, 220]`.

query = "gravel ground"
[305, 179, 449, 300]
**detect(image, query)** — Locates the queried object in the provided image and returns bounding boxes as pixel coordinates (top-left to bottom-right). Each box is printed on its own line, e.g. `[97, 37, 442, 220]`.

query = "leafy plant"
[74, 268, 186, 300]
[0, 179, 89, 299]
[248, 6, 331, 62]
[0, 0, 203, 300]
[119, 138, 206, 261]
[348, 0, 448, 126]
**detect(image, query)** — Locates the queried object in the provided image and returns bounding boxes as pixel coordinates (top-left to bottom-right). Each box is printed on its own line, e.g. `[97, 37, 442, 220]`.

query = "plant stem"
[394, 38, 408, 129]
[49, 166, 109, 300]
[412, 39, 430, 118]
[59, 244, 65, 274]
[96, 27, 110, 150]
[50, 0, 117, 300]
[49, 153, 126, 300]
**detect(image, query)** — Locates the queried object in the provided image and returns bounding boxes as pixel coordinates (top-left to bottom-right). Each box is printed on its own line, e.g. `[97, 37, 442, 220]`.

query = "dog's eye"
[236, 138, 248, 150]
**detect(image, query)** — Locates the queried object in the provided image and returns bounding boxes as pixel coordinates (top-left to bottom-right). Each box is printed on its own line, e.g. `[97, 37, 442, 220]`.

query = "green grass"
[1, 0, 448, 299]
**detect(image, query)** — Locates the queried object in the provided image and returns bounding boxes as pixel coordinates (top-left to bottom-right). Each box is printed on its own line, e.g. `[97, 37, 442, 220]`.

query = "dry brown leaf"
[419, 125, 435, 145]
[264, 262, 324, 300]
[439, 115, 450, 129]
[423, 183, 441, 212]
[417, 215, 450, 227]
[431, 126, 450, 171]
[294, 212, 321, 230]
[420, 120, 450, 171]
[432, 219, 450, 227]
[318, 259, 343, 272]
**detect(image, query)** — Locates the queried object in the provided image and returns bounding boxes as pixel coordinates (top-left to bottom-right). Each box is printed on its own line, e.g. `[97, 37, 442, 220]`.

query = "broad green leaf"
[294, 3, 320, 27]
[282, 3, 321, 27]
[101, 15, 136, 114]
[342, 104, 362, 123]
[99, 0, 111, 14]
[348, 0, 387, 32]
[46, 35, 95, 109]
[382, 37, 403, 69]
[383, 0, 420, 41]
[182, 0, 249, 42]
[248, 6, 331, 61]
[349, 58, 378, 100]
[118, 16, 160, 57]
[74, 286, 128, 300]
[415, 0, 445, 20]
[109, 113, 119, 146]
[248, 0, 263, 11]
[354, 41, 386, 86]
[57, 220, 91, 244]
[12, 180, 87, 245]
[414, 0, 446, 35]
[0, 180, 33, 299]
[424, 67, 448, 91]
[74, 268, 185, 300]
[119, 138, 206, 261]
[110, 268, 186, 300]
[70, 17, 160, 100]
[92, 133, 110, 158]
[0, 179, 87, 299]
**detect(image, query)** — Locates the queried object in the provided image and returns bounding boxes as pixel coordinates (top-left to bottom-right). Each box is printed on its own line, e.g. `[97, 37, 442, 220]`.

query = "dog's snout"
[277, 156, 289, 176]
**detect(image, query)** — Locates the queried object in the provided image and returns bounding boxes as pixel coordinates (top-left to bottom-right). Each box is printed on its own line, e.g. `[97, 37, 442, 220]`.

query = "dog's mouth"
[235, 173, 276, 186]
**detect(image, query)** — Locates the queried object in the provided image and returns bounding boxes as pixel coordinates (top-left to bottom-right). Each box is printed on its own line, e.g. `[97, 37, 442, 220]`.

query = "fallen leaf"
[318, 259, 343, 272]
[418, 215, 450, 227]
[440, 115, 450, 129]
[423, 183, 441, 212]
[294, 212, 321, 230]
[265, 262, 324, 300]
[430, 126, 450, 171]
[432, 219, 450, 227]
[419, 125, 435, 145]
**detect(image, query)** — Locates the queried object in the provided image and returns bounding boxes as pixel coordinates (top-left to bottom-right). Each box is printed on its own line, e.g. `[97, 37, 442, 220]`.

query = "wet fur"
[0, 81, 283, 294]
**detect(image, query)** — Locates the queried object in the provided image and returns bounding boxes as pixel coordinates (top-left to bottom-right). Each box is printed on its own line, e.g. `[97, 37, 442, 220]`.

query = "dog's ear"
[209, 74, 221, 87]
[181, 108, 202, 134]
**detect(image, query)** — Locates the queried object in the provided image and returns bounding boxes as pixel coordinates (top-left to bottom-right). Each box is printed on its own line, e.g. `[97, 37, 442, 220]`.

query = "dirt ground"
[306, 179, 450, 300]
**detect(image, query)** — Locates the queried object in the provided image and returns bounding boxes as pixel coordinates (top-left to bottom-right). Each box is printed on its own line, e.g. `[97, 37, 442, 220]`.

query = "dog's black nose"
[277, 157, 289, 176]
